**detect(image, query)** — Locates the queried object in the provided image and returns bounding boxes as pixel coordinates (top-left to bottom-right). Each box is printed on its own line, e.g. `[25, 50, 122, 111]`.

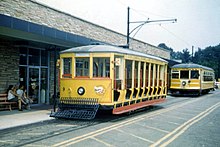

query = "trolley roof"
[60, 45, 167, 63]
[172, 63, 214, 71]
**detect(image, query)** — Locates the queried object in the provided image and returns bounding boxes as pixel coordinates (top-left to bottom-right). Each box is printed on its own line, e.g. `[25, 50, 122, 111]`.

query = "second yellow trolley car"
[170, 63, 215, 95]
[51, 45, 168, 119]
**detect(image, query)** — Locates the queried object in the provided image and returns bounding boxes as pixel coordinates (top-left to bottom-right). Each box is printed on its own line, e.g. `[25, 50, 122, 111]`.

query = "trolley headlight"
[182, 81, 186, 86]
[77, 87, 85, 95]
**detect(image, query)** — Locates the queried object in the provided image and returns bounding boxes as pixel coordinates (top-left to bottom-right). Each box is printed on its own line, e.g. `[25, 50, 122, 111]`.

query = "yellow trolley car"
[51, 45, 168, 119]
[170, 63, 215, 95]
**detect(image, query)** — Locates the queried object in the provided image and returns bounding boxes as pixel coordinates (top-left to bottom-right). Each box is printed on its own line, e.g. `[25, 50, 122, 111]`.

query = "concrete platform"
[0, 104, 55, 130]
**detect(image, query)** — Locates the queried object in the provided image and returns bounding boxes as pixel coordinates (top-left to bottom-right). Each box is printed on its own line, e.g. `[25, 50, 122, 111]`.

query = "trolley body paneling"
[51, 45, 168, 119]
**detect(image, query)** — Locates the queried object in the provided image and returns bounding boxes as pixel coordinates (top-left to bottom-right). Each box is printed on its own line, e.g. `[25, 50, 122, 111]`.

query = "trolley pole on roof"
[126, 7, 177, 49]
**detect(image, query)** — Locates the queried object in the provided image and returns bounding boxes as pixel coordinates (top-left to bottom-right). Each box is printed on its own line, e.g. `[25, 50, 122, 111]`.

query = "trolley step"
[50, 98, 99, 120]
[50, 108, 99, 120]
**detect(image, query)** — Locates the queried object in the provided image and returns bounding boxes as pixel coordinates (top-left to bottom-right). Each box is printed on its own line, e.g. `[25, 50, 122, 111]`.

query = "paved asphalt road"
[1, 89, 220, 147]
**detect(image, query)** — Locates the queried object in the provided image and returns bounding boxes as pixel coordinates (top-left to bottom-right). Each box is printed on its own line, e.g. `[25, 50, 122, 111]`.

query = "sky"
[36, 0, 220, 52]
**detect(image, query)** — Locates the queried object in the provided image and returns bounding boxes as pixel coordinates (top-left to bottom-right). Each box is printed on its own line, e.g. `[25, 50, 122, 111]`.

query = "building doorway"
[19, 47, 49, 104]
[29, 67, 40, 104]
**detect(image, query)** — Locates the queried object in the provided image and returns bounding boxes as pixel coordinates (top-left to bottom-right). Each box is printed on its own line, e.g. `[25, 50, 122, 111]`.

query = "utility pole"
[127, 7, 130, 46]
[126, 7, 177, 48]
[192, 46, 194, 62]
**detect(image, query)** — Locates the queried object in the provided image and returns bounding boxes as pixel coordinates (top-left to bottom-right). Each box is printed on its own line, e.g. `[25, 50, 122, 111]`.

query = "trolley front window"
[191, 70, 199, 79]
[172, 72, 179, 79]
[75, 57, 89, 77]
[93, 57, 110, 78]
[180, 70, 189, 79]
[62, 58, 72, 78]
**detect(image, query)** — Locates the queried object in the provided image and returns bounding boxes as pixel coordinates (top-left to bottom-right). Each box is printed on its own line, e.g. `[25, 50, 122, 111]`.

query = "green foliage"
[181, 48, 191, 63]
[192, 44, 220, 79]
[158, 43, 173, 51]
[158, 43, 220, 78]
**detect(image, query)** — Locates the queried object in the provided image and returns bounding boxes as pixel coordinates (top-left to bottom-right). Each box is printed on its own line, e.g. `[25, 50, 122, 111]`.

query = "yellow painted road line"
[56, 124, 78, 127]
[159, 113, 188, 120]
[56, 117, 146, 146]
[174, 111, 196, 116]
[149, 117, 181, 126]
[17, 132, 45, 135]
[150, 101, 220, 147]
[143, 125, 170, 134]
[165, 120, 181, 126]
[26, 144, 50, 147]
[52, 98, 200, 147]
[136, 123, 170, 134]
[0, 140, 19, 143]
[117, 129, 155, 144]
[91, 137, 114, 147]
[178, 108, 201, 113]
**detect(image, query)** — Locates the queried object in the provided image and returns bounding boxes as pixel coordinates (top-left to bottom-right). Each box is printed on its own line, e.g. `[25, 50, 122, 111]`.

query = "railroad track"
[0, 94, 203, 147]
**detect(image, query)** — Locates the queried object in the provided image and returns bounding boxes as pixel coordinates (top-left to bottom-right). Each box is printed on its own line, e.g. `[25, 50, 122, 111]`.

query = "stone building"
[0, 0, 170, 105]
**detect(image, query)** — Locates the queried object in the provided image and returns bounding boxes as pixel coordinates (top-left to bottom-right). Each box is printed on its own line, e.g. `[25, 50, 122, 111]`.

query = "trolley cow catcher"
[51, 45, 168, 119]
[170, 63, 215, 95]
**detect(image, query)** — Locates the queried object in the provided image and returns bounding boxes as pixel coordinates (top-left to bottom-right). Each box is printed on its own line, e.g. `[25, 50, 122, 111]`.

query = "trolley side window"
[75, 57, 90, 77]
[203, 71, 214, 81]
[62, 58, 72, 78]
[93, 57, 110, 78]
[191, 70, 199, 79]
[180, 70, 189, 79]
[114, 57, 124, 90]
[125, 60, 132, 89]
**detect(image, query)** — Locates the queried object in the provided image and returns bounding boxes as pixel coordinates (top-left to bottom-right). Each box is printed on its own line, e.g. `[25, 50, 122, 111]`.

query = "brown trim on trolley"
[112, 98, 166, 114]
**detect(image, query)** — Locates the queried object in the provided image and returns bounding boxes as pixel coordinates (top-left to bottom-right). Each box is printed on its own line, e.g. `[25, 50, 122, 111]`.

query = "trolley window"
[203, 71, 214, 81]
[172, 73, 179, 79]
[125, 60, 132, 88]
[62, 58, 72, 78]
[75, 57, 89, 77]
[93, 57, 110, 77]
[180, 70, 189, 79]
[191, 70, 199, 79]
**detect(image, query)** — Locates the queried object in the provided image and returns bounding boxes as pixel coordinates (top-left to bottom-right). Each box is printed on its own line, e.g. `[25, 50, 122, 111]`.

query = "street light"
[126, 7, 177, 48]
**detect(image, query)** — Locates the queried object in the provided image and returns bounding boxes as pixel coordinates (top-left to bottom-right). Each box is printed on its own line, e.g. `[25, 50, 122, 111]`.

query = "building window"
[41, 50, 48, 66]
[19, 47, 27, 65]
[29, 49, 40, 66]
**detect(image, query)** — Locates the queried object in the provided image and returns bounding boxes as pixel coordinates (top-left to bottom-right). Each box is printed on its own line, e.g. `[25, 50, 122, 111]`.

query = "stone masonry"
[0, 39, 20, 93]
[0, 0, 170, 59]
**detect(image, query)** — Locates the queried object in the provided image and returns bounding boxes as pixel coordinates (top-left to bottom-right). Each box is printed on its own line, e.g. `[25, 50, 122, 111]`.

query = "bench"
[0, 94, 17, 111]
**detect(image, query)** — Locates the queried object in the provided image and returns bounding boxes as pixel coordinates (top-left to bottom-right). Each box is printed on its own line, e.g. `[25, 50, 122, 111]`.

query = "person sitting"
[17, 85, 33, 110]
[7, 85, 27, 111]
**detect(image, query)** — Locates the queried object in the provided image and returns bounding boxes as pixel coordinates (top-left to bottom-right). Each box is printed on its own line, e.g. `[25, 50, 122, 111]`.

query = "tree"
[181, 48, 191, 63]
[158, 42, 220, 79]
[158, 43, 177, 60]
[158, 43, 173, 51]
[171, 51, 182, 60]
[193, 44, 220, 79]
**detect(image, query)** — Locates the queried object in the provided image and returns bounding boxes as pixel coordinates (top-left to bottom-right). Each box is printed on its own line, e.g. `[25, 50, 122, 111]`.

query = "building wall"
[0, 39, 19, 93]
[0, 0, 170, 59]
